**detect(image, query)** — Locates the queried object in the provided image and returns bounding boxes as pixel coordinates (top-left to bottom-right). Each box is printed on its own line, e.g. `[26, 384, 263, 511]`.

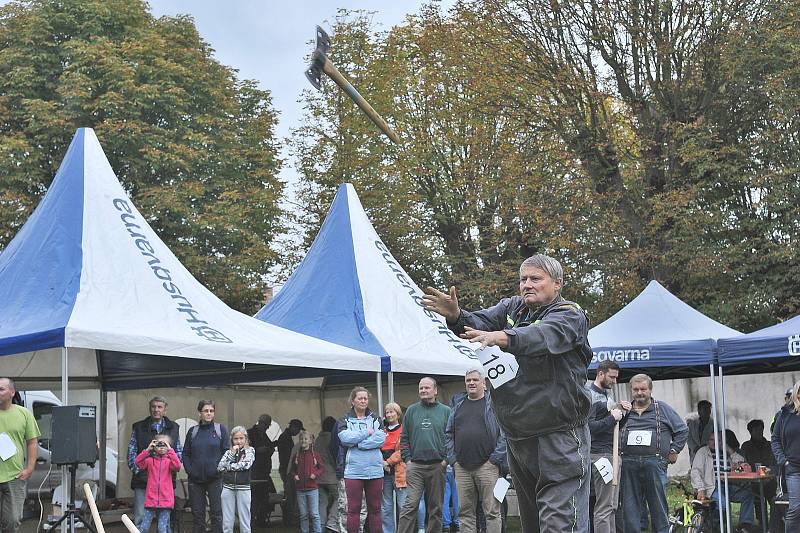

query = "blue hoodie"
[336, 408, 386, 480]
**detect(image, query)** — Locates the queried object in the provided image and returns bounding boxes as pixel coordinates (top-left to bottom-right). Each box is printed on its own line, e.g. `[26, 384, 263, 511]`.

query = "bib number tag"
[476, 346, 519, 389]
[627, 430, 652, 446]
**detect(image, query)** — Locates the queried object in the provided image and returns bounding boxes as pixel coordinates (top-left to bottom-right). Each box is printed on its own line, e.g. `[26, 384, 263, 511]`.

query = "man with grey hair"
[128, 395, 182, 524]
[621, 373, 687, 533]
[423, 254, 592, 533]
[445, 368, 506, 533]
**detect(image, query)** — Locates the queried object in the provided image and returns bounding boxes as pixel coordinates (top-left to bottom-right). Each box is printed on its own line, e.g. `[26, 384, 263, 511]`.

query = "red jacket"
[135, 448, 182, 508]
[288, 448, 325, 490]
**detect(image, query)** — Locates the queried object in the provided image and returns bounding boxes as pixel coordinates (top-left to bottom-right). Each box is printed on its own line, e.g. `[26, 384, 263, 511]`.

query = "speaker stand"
[48, 463, 97, 533]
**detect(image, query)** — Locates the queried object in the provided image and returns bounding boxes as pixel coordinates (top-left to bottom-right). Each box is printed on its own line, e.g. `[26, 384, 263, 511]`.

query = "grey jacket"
[451, 296, 592, 439]
[621, 399, 688, 458]
[445, 391, 507, 471]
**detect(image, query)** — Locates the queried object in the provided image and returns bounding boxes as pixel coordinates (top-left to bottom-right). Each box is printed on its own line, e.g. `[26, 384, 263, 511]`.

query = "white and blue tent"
[256, 183, 478, 378]
[588, 280, 741, 379]
[0, 129, 381, 392]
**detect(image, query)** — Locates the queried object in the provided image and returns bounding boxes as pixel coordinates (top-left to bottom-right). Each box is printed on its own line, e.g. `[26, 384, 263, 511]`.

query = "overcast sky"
[147, 1, 454, 189]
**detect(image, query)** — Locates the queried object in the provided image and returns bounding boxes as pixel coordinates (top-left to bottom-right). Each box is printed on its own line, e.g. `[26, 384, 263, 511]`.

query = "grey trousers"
[507, 424, 591, 533]
[398, 461, 446, 533]
[318, 483, 339, 531]
[0, 478, 26, 533]
[454, 461, 501, 533]
[590, 453, 619, 533]
[221, 488, 251, 533]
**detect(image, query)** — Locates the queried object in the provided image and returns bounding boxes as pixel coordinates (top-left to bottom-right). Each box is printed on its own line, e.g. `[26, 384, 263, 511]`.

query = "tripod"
[48, 463, 96, 533]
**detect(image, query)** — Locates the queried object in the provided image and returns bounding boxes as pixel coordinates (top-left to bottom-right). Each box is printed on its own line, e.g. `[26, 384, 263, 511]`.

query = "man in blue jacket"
[183, 400, 228, 533]
[445, 368, 507, 533]
[423, 254, 592, 533]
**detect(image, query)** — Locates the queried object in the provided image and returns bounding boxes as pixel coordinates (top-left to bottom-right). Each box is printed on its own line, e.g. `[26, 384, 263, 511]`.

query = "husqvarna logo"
[374, 240, 477, 360]
[113, 198, 233, 344]
[789, 335, 800, 356]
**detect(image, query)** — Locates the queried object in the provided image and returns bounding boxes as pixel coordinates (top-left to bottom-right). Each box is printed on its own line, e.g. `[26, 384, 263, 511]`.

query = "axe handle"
[322, 58, 401, 144]
[612, 422, 620, 486]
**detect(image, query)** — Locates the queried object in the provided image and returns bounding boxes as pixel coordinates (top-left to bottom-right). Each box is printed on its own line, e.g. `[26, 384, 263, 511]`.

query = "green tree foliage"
[483, 0, 800, 328]
[0, 0, 282, 314]
[293, 2, 799, 329]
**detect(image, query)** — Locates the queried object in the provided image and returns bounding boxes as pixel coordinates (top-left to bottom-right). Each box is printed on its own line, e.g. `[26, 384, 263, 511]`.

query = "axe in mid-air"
[305, 26, 401, 144]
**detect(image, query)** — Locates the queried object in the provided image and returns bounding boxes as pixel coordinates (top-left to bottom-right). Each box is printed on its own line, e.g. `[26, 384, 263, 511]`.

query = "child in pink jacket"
[135, 434, 182, 533]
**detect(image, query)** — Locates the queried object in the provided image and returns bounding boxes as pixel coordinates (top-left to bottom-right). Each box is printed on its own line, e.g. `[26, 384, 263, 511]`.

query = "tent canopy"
[0, 129, 381, 390]
[717, 315, 800, 375]
[257, 183, 479, 377]
[588, 280, 741, 379]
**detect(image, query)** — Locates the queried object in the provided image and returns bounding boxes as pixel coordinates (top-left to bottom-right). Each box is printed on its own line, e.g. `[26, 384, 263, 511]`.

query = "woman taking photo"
[381, 403, 406, 533]
[773, 380, 800, 532]
[337, 387, 386, 533]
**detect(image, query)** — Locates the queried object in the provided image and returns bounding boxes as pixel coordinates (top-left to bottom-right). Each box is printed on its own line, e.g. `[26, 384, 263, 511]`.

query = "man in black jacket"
[248, 414, 276, 526]
[277, 419, 303, 526]
[127, 396, 182, 525]
[423, 254, 592, 533]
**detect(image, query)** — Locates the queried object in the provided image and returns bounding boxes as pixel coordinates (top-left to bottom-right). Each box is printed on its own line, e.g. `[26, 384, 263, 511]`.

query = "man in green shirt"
[0, 378, 40, 533]
[398, 377, 451, 533]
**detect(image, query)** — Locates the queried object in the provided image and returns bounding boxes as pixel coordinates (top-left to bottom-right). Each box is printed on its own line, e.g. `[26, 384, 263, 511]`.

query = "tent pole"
[710, 363, 725, 530]
[99, 389, 107, 500]
[376, 373, 383, 418]
[719, 366, 732, 533]
[61, 347, 69, 533]
[388, 372, 395, 404]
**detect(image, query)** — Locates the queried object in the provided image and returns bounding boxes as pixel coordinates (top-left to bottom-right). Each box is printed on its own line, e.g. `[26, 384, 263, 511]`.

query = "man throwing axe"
[422, 254, 592, 533]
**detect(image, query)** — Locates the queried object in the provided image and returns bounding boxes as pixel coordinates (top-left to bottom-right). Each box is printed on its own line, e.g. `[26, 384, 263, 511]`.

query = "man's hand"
[294, 474, 300, 481]
[697, 489, 706, 500]
[460, 327, 509, 349]
[619, 401, 632, 411]
[310, 474, 316, 480]
[367, 428, 374, 436]
[610, 409, 623, 421]
[17, 467, 33, 481]
[667, 451, 678, 464]
[422, 286, 460, 323]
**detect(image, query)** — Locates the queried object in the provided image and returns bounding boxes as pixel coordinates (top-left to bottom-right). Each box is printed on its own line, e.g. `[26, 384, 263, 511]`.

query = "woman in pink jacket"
[135, 434, 182, 533]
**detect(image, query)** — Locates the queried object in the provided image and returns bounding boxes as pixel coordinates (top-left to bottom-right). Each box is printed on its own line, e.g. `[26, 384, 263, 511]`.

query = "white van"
[17, 391, 118, 498]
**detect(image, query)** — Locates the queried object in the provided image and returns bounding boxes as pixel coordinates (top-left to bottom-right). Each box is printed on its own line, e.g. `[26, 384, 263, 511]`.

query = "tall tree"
[0, 0, 283, 314]
[482, 0, 799, 327]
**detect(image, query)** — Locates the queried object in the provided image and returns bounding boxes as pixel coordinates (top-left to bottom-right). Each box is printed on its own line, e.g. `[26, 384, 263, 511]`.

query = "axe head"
[304, 25, 331, 91]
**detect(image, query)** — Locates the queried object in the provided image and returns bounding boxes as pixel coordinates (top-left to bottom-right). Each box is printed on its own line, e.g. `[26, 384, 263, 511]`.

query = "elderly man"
[690, 433, 756, 532]
[127, 395, 182, 525]
[445, 368, 506, 533]
[620, 374, 688, 533]
[398, 377, 451, 533]
[0, 378, 40, 533]
[423, 254, 592, 533]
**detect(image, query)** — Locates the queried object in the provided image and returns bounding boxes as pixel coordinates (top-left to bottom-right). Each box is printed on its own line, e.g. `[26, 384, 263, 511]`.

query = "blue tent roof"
[0, 129, 384, 390]
[256, 184, 478, 377]
[255, 184, 389, 371]
[718, 315, 800, 371]
[0, 129, 86, 355]
[588, 280, 741, 378]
